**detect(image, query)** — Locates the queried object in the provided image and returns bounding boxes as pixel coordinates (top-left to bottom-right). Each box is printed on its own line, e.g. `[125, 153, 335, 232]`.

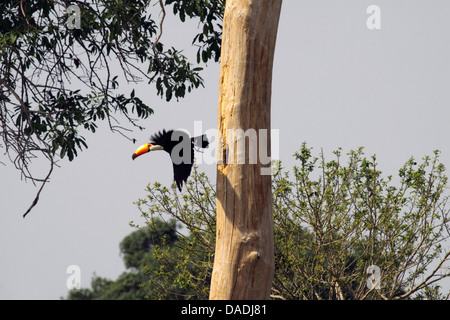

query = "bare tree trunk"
[209, 0, 283, 300]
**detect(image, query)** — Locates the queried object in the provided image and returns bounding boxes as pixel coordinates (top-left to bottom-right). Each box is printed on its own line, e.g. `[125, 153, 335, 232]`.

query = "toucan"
[132, 129, 209, 191]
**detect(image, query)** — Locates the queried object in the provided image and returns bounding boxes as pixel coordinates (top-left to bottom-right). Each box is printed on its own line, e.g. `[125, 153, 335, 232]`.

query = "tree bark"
[209, 0, 283, 300]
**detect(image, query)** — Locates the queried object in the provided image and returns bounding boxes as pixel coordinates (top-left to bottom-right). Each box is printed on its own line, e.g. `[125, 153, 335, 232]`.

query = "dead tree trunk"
[209, 0, 283, 300]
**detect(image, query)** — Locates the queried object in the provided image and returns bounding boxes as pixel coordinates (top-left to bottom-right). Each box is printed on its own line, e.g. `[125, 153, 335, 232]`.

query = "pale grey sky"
[1, 1, 450, 299]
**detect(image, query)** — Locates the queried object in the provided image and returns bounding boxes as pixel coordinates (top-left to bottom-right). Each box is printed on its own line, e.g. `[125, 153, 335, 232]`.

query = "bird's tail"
[191, 134, 209, 149]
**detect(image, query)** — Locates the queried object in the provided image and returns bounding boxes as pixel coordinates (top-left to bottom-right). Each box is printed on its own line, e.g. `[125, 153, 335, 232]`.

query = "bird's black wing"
[150, 129, 174, 150]
[172, 143, 195, 191]
[172, 162, 193, 191]
[150, 129, 196, 191]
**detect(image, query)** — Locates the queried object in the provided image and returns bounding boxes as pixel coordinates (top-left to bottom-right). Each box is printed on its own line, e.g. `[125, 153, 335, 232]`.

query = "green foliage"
[271, 144, 450, 299]
[120, 219, 179, 270]
[66, 218, 182, 300]
[67, 144, 450, 300]
[0, 0, 223, 187]
[136, 145, 450, 300]
[66, 272, 149, 300]
[166, 0, 224, 64]
[134, 167, 216, 299]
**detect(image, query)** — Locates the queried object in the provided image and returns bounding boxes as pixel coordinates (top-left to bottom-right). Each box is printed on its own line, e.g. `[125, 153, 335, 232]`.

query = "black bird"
[132, 129, 209, 191]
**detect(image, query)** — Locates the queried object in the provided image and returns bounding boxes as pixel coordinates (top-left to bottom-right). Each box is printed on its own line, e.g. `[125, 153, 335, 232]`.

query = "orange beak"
[132, 143, 150, 160]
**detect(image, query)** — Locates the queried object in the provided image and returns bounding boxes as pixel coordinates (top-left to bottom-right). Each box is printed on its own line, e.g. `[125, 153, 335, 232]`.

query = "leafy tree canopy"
[66, 218, 183, 300]
[0, 0, 224, 216]
[68, 145, 450, 300]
